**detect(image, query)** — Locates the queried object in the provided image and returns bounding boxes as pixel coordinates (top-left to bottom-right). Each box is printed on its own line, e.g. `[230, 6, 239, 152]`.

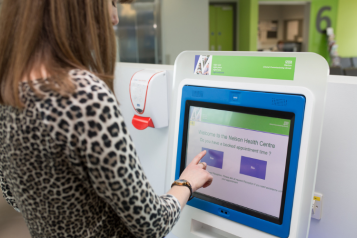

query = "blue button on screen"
[201, 148, 224, 169]
[240, 156, 267, 180]
[230, 92, 240, 101]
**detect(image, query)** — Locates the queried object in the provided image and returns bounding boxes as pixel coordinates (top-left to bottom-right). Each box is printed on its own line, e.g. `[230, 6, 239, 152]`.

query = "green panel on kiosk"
[208, 55, 296, 80]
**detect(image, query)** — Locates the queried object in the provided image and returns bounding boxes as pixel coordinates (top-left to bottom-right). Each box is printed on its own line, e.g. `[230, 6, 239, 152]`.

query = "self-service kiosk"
[166, 51, 328, 238]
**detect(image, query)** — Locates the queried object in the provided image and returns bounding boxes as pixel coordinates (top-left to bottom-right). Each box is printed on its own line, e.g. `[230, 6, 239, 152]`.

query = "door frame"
[210, 2, 237, 51]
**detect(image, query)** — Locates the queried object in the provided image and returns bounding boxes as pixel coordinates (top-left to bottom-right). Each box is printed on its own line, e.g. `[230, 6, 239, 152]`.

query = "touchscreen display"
[183, 104, 294, 221]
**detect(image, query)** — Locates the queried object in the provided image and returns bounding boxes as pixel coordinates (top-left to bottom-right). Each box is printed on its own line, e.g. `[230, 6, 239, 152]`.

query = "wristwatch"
[171, 179, 194, 201]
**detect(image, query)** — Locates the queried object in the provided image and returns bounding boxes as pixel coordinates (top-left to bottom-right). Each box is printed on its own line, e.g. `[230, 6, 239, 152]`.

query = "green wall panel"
[238, 0, 258, 51]
[336, 0, 357, 57]
[238, 0, 251, 51]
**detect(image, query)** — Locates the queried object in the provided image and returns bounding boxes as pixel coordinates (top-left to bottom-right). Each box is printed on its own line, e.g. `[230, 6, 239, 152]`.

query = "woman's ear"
[110, 1, 119, 26]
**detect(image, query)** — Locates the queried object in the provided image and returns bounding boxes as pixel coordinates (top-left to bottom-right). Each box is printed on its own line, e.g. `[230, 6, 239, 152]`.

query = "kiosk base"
[191, 219, 241, 238]
[171, 206, 277, 238]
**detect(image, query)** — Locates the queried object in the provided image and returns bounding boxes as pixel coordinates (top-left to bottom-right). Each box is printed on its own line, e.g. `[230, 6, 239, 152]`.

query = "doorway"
[209, 3, 237, 51]
[258, 2, 310, 52]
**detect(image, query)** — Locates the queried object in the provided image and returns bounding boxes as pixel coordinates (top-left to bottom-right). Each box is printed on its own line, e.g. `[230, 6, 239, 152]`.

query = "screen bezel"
[179, 100, 295, 224]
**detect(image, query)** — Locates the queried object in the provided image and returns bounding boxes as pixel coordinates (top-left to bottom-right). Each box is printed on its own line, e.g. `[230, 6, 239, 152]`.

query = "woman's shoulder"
[69, 69, 112, 92]
[21, 69, 119, 122]
[67, 69, 117, 106]
[21, 69, 112, 97]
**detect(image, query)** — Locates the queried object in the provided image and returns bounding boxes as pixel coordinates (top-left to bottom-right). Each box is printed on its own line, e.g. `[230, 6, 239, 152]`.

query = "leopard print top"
[0, 70, 181, 238]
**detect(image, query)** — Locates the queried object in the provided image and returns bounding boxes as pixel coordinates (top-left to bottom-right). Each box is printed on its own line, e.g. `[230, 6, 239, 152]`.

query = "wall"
[239, 0, 345, 60]
[281, 4, 305, 19]
[336, 0, 357, 57]
[308, 0, 338, 63]
[246, 0, 357, 58]
[161, 0, 357, 62]
[161, 0, 209, 65]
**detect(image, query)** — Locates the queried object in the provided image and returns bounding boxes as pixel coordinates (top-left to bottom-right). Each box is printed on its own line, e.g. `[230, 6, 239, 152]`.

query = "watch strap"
[171, 179, 194, 201]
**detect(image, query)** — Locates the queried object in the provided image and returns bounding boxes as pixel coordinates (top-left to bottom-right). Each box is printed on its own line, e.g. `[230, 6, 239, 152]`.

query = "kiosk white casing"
[166, 51, 328, 238]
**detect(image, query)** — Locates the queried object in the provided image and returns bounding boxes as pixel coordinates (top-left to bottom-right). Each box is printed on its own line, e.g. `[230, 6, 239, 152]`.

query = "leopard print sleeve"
[0, 120, 19, 212]
[0, 166, 20, 212]
[37, 70, 181, 238]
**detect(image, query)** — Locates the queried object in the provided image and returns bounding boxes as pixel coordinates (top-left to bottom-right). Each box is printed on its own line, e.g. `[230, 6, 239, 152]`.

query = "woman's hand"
[167, 151, 214, 209]
[179, 151, 213, 192]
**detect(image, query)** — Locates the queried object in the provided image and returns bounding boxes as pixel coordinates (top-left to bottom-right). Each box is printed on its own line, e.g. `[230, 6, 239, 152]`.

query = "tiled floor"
[0, 195, 31, 238]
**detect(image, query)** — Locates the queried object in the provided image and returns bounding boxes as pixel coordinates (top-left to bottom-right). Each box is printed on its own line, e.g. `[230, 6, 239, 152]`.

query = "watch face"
[177, 179, 186, 183]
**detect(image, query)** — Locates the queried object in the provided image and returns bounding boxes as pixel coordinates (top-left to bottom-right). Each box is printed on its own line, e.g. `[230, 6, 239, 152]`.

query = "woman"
[0, 1, 213, 237]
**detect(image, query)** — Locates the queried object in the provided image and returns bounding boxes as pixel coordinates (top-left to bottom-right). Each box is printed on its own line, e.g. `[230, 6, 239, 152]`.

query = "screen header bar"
[192, 107, 291, 136]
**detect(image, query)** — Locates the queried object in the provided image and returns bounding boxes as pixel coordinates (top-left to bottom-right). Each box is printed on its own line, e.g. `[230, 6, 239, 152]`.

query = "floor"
[0, 195, 31, 238]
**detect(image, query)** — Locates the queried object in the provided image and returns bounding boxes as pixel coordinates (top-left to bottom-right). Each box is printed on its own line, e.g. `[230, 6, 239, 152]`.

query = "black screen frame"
[179, 100, 296, 224]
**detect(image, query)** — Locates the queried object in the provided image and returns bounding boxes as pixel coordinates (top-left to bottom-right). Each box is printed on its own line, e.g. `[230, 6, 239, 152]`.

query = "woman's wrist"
[172, 179, 193, 200]
[167, 185, 191, 210]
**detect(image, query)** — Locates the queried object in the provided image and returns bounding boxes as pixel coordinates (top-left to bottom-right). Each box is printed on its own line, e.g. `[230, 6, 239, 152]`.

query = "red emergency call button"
[132, 115, 155, 130]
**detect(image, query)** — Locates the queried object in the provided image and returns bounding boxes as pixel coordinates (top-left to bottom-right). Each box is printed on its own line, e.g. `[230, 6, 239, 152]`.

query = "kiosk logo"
[190, 107, 202, 121]
[284, 60, 293, 67]
[194, 55, 212, 75]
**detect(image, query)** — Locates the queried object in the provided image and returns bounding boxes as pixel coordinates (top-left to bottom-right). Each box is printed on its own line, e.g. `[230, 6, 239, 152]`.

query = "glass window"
[115, 0, 162, 64]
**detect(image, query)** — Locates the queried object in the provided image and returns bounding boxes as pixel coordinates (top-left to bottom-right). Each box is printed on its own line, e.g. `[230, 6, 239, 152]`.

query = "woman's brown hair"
[0, 0, 131, 108]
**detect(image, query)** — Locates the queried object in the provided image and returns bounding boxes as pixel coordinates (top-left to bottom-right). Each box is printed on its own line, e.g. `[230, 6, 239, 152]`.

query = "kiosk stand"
[166, 52, 328, 238]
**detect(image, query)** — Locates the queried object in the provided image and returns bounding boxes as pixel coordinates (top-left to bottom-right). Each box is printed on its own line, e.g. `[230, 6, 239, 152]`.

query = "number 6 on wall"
[316, 6, 332, 33]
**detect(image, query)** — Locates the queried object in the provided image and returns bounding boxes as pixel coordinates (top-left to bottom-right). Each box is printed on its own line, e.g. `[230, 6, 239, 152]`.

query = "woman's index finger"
[190, 150, 207, 165]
